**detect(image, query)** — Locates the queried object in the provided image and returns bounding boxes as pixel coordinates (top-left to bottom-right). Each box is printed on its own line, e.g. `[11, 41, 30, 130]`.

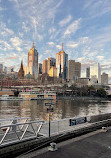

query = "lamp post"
[45, 101, 54, 138]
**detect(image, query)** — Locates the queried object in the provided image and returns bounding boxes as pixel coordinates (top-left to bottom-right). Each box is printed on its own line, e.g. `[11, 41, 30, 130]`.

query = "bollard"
[48, 142, 58, 151]
[102, 127, 107, 132]
[12, 117, 17, 131]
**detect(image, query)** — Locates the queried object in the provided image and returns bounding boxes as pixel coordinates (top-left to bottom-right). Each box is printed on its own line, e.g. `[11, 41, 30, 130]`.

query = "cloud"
[39, 54, 43, 62]
[6, 56, 18, 60]
[63, 18, 81, 38]
[66, 42, 78, 48]
[48, 27, 56, 34]
[77, 57, 85, 62]
[47, 42, 55, 46]
[18, 32, 23, 38]
[22, 22, 30, 32]
[0, 40, 13, 51]
[83, 0, 111, 18]
[10, 36, 23, 52]
[10, 36, 22, 47]
[96, 56, 104, 61]
[11, 0, 63, 41]
[59, 15, 72, 27]
[0, 22, 14, 36]
[38, 34, 43, 41]
[56, 45, 61, 50]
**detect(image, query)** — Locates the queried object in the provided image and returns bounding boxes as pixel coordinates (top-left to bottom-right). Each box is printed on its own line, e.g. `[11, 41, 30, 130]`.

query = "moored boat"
[19, 90, 56, 100]
[0, 94, 27, 101]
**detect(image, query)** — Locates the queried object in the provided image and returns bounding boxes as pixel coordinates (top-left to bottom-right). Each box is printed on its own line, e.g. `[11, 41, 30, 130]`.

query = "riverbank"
[57, 96, 109, 102]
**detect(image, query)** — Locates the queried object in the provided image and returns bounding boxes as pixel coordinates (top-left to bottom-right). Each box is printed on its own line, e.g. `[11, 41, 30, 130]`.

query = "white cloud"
[10, 37, 23, 51]
[56, 45, 61, 50]
[83, 0, 111, 18]
[63, 18, 81, 38]
[18, 32, 23, 38]
[38, 34, 43, 41]
[47, 42, 55, 46]
[77, 57, 85, 62]
[96, 56, 104, 61]
[10, 37, 22, 47]
[48, 28, 56, 34]
[66, 42, 78, 48]
[0, 22, 14, 36]
[39, 54, 43, 63]
[22, 22, 30, 32]
[59, 15, 72, 27]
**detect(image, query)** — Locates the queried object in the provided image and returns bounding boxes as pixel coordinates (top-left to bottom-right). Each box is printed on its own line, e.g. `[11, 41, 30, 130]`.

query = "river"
[0, 97, 111, 121]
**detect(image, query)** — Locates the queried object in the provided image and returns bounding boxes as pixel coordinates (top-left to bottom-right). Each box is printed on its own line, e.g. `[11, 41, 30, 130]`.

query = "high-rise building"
[90, 63, 101, 84]
[86, 67, 90, 78]
[48, 66, 57, 77]
[0, 64, 3, 73]
[56, 43, 68, 80]
[43, 60, 47, 73]
[101, 72, 108, 85]
[68, 60, 81, 81]
[43, 57, 56, 74]
[3, 66, 7, 74]
[18, 60, 24, 78]
[0, 64, 7, 74]
[24, 41, 38, 79]
[38, 63, 42, 74]
[47, 57, 56, 74]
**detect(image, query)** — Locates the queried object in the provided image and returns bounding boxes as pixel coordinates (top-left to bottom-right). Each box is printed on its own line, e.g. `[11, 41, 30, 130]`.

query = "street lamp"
[45, 101, 54, 137]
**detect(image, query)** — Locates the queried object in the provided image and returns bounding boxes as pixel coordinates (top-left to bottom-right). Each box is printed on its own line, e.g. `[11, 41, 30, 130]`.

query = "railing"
[0, 117, 45, 146]
[0, 113, 111, 147]
[40, 117, 89, 137]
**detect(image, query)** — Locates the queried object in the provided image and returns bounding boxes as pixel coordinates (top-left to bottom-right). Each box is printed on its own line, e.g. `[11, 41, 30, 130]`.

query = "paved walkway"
[18, 127, 111, 158]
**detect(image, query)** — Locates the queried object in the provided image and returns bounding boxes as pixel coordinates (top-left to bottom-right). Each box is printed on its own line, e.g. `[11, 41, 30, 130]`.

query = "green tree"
[96, 88, 107, 97]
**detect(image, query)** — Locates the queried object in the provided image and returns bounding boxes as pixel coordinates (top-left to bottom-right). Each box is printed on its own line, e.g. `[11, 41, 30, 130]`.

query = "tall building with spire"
[18, 60, 24, 78]
[24, 41, 38, 79]
[56, 42, 68, 80]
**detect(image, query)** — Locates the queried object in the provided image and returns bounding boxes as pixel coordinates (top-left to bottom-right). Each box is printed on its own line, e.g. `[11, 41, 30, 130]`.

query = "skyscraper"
[101, 72, 108, 85]
[43, 60, 47, 73]
[86, 67, 90, 78]
[24, 41, 38, 79]
[56, 43, 68, 80]
[90, 63, 101, 84]
[68, 60, 81, 81]
[47, 57, 56, 74]
[43, 57, 56, 74]
[38, 63, 42, 74]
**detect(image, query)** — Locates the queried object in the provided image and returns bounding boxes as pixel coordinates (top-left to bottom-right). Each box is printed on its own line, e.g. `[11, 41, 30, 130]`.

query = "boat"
[19, 90, 56, 100]
[0, 94, 27, 101]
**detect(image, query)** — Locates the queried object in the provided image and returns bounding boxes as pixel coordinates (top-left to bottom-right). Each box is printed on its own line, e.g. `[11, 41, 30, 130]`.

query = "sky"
[0, 0, 111, 81]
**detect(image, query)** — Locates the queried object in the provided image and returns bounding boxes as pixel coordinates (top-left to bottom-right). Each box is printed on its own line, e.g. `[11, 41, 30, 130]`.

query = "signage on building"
[69, 117, 87, 126]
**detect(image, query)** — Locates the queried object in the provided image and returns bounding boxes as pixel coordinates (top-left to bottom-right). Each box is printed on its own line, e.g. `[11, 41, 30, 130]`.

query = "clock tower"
[28, 41, 38, 68]
[24, 41, 38, 79]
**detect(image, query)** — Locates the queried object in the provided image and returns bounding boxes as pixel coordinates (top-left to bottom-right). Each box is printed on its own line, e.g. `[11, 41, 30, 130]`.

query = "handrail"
[0, 120, 45, 128]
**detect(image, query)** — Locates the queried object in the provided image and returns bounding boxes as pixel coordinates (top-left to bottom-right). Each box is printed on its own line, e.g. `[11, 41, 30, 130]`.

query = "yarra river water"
[0, 97, 111, 121]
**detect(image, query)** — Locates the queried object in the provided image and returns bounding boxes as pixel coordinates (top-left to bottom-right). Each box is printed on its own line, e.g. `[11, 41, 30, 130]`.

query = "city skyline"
[0, 0, 111, 80]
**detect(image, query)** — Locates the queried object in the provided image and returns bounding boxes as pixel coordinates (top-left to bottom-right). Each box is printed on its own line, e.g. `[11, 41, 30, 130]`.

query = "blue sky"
[0, 0, 111, 80]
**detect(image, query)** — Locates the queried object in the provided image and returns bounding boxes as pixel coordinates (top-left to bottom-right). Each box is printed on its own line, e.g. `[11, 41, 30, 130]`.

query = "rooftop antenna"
[61, 41, 63, 51]
[32, 40, 35, 48]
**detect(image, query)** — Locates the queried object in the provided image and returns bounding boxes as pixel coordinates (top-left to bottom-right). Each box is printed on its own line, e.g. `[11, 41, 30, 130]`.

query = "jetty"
[0, 113, 111, 157]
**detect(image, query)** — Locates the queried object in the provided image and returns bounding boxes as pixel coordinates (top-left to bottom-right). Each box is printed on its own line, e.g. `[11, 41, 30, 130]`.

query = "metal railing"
[1, 113, 111, 147]
[0, 117, 45, 146]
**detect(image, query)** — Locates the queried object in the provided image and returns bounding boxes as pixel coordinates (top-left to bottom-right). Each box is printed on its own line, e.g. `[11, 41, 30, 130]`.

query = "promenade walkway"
[18, 127, 111, 158]
[1, 114, 111, 157]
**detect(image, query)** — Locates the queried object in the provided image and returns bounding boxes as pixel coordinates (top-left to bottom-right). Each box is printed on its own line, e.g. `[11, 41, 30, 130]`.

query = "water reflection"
[0, 98, 111, 121]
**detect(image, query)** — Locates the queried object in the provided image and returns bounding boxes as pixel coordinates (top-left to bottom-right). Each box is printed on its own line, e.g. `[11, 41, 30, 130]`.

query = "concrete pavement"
[18, 127, 111, 158]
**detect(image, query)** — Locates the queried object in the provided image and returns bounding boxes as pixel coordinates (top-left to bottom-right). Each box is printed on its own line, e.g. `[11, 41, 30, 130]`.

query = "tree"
[96, 88, 107, 97]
